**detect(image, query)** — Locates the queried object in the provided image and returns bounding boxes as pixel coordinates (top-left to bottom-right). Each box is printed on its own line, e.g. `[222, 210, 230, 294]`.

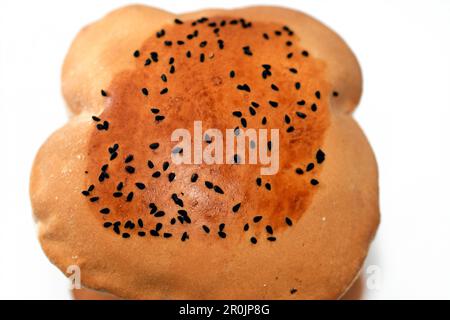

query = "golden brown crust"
[31, 5, 379, 299]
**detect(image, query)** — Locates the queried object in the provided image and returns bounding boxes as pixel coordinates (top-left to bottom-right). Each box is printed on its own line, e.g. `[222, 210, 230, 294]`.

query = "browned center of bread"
[83, 17, 330, 244]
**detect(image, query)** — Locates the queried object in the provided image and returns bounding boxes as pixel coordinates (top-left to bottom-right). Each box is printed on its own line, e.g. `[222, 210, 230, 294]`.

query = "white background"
[1, 0, 449, 300]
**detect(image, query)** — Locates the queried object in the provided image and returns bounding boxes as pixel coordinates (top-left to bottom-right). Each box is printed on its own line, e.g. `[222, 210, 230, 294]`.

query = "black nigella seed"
[133, 50, 140, 58]
[266, 225, 273, 234]
[161, 74, 167, 82]
[160, 88, 168, 95]
[263, 33, 269, 39]
[122, 233, 130, 239]
[268, 141, 272, 151]
[242, 46, 253, 56]
[126, 192, 134, 202]
[172, 147, 183, 154]
[150, 230, 159, 237]
[100, 208, 110, 214]
[202, 225, 210, 233]
[191, 173, 199, 182]
[101, 90, 107, 97]
[149, 142, 160, 150]
[232, 111, 242, 118]
[296, 111, 307, 119]
[170, 65, 175, 74]
[240, 118, 247, 128]
[219, 223, 225, 231]
[265, 183, 271, 191]
[316, 149, 325, 164]
[163, 233, 172, 238]
[170, 218, 176, 225]
[285, 115, 291, 124]
[271, 84, 279, 91]
[90, 197, 99, 202]
[144, 58, 151, 66]
[274, 30, 282, 36]
[232, 203, 241, 213]
[287, 126, 295, 133]
[218, 231, 227, 239]
[147, 160, 154, 169]
[135, 182, 146, 190]
[253, 216, 262, 223]
[125, 155, 133, 163]
[302, 50, 309, 57]
[156, 29, 165, 38]
[125, 166, 135, 174]
[289, 68, 298, 74]
[256, 177, 262, 186]
[92, 116, 101, 122]
[113, 192, 122, 198]
[311, 103, 318, 112]
[169, 57, 175, 64]
[181, 232, 189, 242]
[233, 154, 240, 164]
[200, 53, 205, 62]
[230, 70, 235, 78]
[162, 161, 169, 171]
[315, 91, 321, 99]
[306, 163, 315, 171]
[155, 211, 165, 218]
[249, 107, 256, 116]
[205, 181, 213, 189]
[333, 91, 339, 97]
[200, 40, 207, 48]
[262, 117, 267, 125]
[152, 171, 161, 178]
[286, 40, 292, 46]
[244, 223, 249, 231]
[295, 168, 304, 175]
[218, 39, 224, 49]
[103, 222, 112, 228]
[151, 52, 158, 62]
[295, 82, 301, 90]
[138, 219, 143, 228]
[269, 101, 278, 108]
[174, 18, 183, 24]
[156, 223, 162, 231]
[88, 185, 95, 192]
[297, 100, 306, 106]
[237, 84, 251, 92]
[267, 237, 277, 242]
[250, 237, 257, 244]
[81, 190, 89, 196]
[311, 179, 319, 186]
[155, 115, 165, 122]
[138, 231, 146, 237]
[151, 108, 160, 114]
[214, 185, 224, 194]
[164, 40, 173, 46]
[251, 101, 260, 108]
[287, 52, 293, 59]
[285, 217, 293, 226]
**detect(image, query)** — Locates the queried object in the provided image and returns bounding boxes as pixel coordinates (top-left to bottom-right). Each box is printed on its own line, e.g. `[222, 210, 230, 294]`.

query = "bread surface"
[30, 5, 379, 299]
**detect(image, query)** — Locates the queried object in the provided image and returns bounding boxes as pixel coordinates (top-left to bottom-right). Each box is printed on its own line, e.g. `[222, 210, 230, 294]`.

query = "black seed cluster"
[85, 16, 327, 245]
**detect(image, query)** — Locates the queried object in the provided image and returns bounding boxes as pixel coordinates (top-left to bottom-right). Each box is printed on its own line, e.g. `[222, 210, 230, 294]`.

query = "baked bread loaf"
[30, 5, 379, 299]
